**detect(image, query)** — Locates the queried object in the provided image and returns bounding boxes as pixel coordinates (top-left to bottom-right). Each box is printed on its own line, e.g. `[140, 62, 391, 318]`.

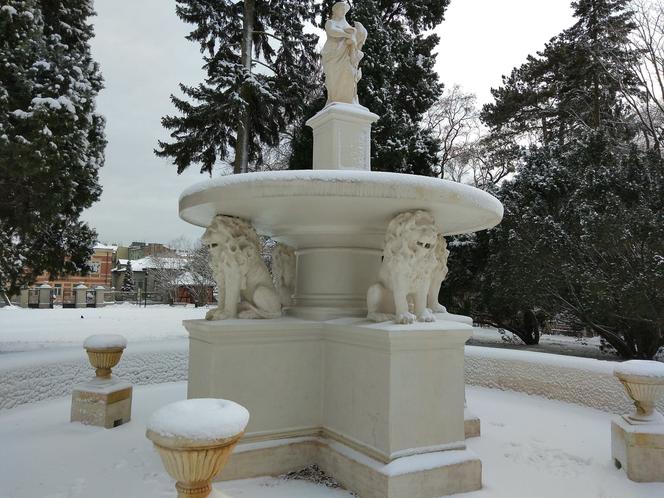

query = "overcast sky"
[82, 0, 574, 246]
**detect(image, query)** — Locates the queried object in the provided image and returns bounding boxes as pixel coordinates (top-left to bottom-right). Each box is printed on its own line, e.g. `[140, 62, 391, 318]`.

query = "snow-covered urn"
[146, 399, 249, 498]
[83, 334, 128, 379]
[614, 360, 664, 424]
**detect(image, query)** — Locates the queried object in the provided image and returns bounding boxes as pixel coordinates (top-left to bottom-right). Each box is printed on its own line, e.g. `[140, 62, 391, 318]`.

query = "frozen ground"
[1, 305, 618, 361]
[0, 304, 203, 352]
[0, 382, 662, 498]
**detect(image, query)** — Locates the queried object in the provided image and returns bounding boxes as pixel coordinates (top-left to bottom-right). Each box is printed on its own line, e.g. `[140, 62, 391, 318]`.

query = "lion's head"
[382, 210, 439, 267]
[202, 215, 261, 273]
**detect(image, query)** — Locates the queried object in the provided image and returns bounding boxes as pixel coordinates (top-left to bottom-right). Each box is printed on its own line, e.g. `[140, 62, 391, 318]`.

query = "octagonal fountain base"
[185, 314, 482, 498]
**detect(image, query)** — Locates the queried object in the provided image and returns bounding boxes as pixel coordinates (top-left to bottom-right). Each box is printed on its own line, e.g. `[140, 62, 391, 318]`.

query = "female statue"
[321, 2, 367, 106]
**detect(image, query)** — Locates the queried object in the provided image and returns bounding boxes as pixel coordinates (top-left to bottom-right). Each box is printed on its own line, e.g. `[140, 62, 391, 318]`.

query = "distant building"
[35, 244, 118, 302]
[127, 242, 174, 260]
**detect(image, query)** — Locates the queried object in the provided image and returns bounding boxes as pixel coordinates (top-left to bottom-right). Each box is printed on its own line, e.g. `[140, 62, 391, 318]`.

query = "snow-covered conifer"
[0, 0, 105, 296]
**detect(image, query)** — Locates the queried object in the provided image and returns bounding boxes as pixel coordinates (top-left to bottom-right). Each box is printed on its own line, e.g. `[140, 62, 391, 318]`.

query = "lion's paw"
[418, 309, 436, 322]
[206, 309, 234, 321]
[430, 303, 447, 313]
[395, 312, 416, 324]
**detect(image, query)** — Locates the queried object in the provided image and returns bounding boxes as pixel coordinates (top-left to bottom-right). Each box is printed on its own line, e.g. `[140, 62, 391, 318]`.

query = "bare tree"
[424, 85, 482, 181]
[182, 243, 215, 307]
[618, 0, 664, 154]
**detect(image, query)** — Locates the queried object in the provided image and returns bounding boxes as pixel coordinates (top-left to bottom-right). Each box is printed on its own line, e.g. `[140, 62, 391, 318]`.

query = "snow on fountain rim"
[180, 170, 500, 206]
[614, 360, 664, 379]
[83, 334, 127, 350]
[179, 170, 504, 235]
[147, 398, 250, 441]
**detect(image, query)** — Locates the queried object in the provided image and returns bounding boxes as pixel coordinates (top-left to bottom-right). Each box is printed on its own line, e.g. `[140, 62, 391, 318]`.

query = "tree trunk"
[234, 0, 255, 174]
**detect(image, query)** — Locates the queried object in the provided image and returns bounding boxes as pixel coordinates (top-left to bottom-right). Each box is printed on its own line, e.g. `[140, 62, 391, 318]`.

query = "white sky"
[82, 0, 574, 245]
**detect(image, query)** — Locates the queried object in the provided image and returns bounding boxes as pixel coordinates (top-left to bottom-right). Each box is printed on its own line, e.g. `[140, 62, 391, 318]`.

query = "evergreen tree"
[289, 0, 449, 175]
[481, 0, 637, 144]
[122, 260, 135, 292]
[0, 0, 105, 297]
[155, 0, 319, 175]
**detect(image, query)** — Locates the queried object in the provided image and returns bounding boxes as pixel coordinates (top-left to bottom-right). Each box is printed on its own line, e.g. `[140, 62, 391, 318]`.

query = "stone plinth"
[74, 284, 87, 308]
[611, 360, 664, 482]
[71, 379, 132, 428]
[306, 103, 379, 171]
[37, 283, 52, 309]
[94, 286, 106, 308]
[464, 408, 481, 439]
[185, 316, 481, 498]
[612, 417, 664, 482]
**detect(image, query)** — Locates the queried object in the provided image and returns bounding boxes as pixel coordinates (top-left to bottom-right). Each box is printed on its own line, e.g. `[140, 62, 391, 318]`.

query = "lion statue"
[272, 243, 296, 307]
[202, 215, 282, 320]
[427, 233, 450, 314]
[366, 210, 441, 324]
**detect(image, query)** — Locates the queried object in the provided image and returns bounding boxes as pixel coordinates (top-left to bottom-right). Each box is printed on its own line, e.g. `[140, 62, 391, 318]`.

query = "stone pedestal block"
[19, 288, 29, 308]
[612, 416, 664, 482]
[37, 283, 52, 309]
[71, 379, 132, 428]
[185, 316, 481, 498]
[306, 103, 379, 171]
[74, 284, 87, 308]
[464, 408, 481, 439]
[94, 286, 106, 308]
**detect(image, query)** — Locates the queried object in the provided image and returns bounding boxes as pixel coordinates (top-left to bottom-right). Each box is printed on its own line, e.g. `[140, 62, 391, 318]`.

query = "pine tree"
[0, 0, 105, 296]
[122, 260, 135, 292]
[155, 0, 319, 175]
[482, 0, 637, 144]
[289, 0, 449, 175]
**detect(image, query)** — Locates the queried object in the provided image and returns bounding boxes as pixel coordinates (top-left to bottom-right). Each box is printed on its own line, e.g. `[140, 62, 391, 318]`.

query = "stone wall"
[465, 345, 664, 414]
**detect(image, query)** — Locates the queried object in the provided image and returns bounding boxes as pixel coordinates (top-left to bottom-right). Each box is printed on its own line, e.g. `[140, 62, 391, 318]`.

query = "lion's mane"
[379, 210, 439, 285]
[203, 215, 262, 279]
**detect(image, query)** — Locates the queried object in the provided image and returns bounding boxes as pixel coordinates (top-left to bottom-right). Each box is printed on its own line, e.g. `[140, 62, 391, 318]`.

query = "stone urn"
[614, 360, 664, 424]
[146, 399, 250, 498]
[83, 334, 128, 379]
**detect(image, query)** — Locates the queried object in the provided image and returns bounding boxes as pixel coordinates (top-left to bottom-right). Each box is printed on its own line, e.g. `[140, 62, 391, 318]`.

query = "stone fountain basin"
[179, 170, 503, 249]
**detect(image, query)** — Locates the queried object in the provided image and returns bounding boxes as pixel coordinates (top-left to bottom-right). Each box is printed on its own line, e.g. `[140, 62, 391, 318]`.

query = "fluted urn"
[83, 334, 128, 379]
[614, 360, 664, 424]
[146, 399, 250, 498]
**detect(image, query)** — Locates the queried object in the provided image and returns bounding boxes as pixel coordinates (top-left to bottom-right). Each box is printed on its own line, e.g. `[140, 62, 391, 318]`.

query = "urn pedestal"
[611, 360, 664, 482]
[185, 315, 481, 498]
[70, 335, 132, 429]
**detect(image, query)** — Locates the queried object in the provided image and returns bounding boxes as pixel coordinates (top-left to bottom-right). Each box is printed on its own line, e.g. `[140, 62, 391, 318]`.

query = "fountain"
[178, 3, 502, 497]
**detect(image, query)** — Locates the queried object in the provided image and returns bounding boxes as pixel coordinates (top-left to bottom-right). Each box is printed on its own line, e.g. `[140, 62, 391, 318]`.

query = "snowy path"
[0, 383, 661, 498]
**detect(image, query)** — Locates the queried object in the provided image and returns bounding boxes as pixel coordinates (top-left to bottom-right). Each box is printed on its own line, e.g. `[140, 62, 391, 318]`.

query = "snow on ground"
[0, 304, 205, 352]
[0, 382, 353, 498]
[0, 382, 662, 498]
[469, 326, 621, 361]
[1, 305, 616, 360]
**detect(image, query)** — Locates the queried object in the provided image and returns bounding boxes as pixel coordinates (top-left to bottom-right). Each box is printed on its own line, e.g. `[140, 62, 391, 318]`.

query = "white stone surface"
[306, 103, 378, 171]
[185, 316, 471, 463]
[321, 2, 366, 106]
[612, 415, 664, 482]
[203, 215, 281, 320]
[180, 170, 502, 319]
[366, 210, 441, 324]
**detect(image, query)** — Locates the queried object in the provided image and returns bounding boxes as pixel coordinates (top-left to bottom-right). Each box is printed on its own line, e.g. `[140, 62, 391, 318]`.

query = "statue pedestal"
[185, 316, 481, 498]
[306, 103, 379, 171]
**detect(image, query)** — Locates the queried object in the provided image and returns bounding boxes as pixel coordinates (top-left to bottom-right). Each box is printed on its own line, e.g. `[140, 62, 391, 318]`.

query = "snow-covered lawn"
[0, 304, 205, 352]
[1, 305, 617, 361]
[1, 382, 662, 498]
